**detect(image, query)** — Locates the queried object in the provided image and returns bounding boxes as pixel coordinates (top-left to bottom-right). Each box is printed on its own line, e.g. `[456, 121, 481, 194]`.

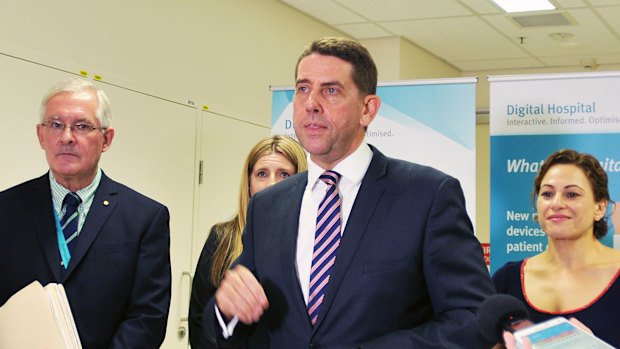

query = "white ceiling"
[280, 0, 620, 71]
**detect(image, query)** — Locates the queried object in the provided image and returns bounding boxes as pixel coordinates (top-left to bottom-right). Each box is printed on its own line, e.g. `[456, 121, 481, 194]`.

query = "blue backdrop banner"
[271, 78, 478, 225]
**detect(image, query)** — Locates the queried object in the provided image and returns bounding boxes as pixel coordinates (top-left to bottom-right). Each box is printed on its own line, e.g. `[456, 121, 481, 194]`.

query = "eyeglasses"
[40, 120, 105, 136]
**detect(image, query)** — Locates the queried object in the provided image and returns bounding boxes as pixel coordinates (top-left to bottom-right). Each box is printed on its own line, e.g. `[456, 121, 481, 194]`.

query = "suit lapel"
[62, 174, 118, 280]
[314, 147, 388, 329]
[277, 173, 311, 324]
[28, 174, 64, 280]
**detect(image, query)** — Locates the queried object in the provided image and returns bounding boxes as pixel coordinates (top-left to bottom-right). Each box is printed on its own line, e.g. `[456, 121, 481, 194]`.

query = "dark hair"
[532, 149, 612, 240]
[295, 37, 378, 95]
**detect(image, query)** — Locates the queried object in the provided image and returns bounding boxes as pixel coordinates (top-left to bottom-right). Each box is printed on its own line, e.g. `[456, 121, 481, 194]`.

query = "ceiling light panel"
[491, 0, 556, 13]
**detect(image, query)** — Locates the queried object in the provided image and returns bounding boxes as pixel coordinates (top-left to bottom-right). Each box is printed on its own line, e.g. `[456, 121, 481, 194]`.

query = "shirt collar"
[307, 142, 373, 189]
[50, 168, 102, 212]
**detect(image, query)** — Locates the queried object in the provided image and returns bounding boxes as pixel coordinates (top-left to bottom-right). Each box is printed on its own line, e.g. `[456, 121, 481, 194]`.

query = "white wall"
[363, 36, 460, 80]
[0, 0, 345, 125]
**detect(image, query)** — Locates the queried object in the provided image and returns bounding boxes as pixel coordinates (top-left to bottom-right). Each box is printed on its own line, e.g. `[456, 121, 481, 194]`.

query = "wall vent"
[511, 13, 572, 27]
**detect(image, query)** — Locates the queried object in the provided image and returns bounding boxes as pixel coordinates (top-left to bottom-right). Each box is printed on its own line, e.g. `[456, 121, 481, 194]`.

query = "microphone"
[477, 294, 534, 343]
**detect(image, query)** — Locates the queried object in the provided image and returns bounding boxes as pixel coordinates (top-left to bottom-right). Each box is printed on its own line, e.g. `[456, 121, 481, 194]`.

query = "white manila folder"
[0, 280, 82, 349]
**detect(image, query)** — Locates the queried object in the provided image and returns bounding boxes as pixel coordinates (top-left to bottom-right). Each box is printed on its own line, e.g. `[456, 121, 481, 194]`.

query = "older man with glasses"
[0, 77, 171, 349]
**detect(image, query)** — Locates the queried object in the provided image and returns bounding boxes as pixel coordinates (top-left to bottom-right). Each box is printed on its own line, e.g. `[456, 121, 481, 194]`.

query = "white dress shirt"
[296, 142, 373, 304]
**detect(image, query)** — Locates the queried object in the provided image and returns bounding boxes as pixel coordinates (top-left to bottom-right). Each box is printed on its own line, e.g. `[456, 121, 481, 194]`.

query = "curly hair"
[532, 149, 613, 240]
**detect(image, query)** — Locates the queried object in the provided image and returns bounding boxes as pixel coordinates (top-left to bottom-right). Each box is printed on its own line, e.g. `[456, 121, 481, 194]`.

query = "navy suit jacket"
[205, 146, 494, 348]
[0, 172, 171, 349]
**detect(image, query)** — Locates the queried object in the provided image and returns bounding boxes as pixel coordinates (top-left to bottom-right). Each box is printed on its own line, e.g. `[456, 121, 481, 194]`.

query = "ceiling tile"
[335, 0, 472, 21]
[382, 16, 529, 61]
[280, 0, 366, 25]
[279, 0, 620, 71]
[565, 8, 620, 53]
[461, 0, 505, 14]
[595, 5, 620, 36]
[482, 9, 620, 57]
[453, 57, 546, 70]
[592, 53, 620, 65]
[555, 0, 588, 8]
[588, 0, 620, 6]
[336, 23, 394, 38]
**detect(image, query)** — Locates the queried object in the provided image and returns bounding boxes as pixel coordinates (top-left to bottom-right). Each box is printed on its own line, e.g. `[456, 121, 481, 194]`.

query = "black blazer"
[0, 172, 171, 349]
[189, 225, 220, 348]
[204, 146, 494, 348]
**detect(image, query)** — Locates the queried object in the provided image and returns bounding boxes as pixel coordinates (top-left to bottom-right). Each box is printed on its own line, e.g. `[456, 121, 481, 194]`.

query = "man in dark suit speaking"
[203, 37, 494, 348]
[0, 78, 171, 348]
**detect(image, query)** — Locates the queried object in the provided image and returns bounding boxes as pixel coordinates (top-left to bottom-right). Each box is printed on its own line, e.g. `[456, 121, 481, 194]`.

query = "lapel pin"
[103, 200, 109, 206]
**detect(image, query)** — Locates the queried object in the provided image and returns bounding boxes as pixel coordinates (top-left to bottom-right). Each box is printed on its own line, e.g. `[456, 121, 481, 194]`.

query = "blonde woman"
[189, 135, 307, 348]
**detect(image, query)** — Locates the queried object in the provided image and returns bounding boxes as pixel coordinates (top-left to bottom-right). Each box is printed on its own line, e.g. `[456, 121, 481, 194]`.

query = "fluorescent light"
[491, 0, 555, 13]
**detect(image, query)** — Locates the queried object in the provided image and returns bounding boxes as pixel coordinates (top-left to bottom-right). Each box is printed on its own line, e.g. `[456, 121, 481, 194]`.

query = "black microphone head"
[478, 294, 530, 343]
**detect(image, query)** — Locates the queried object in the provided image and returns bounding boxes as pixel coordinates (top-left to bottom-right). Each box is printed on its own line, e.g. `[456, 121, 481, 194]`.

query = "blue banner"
[489, 72, 620, 273]
[272, 78, 478, 224]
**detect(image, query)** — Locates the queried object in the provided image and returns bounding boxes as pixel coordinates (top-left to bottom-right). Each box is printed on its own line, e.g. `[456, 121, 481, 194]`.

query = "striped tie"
[308, 171, 342, 325]
[61, 192, 82, 253]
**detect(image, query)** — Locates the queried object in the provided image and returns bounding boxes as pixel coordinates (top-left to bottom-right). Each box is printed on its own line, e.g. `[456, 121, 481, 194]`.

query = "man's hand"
[215, 265, 269, 324]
